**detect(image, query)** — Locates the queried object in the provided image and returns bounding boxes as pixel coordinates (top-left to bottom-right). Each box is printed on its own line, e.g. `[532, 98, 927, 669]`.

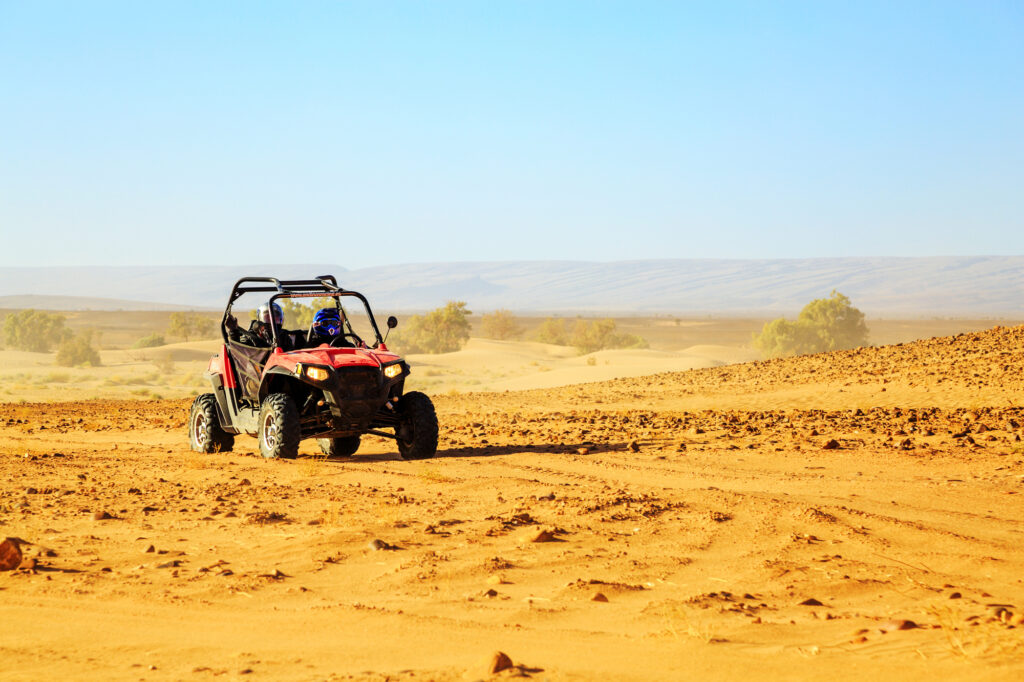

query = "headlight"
[383, 364, 403, 379]
[305, 366, 330, 382]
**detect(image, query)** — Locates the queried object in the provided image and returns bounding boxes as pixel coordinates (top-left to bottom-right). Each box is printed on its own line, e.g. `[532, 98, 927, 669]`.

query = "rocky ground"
[2, 325, 1023, 680]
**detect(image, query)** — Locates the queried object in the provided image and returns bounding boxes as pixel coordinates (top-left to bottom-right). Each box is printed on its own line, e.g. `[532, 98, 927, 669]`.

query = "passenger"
[227, 302, 287, 348]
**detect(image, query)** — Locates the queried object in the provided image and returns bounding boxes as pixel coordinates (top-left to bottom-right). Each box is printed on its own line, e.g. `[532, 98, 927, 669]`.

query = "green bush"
[480, 309, 523, 340]
[569, 319, 648, 355]
[754, 290, 868, 358]
[168, 312, 216, 342]
[56, 330, 101, 367]
[394, 301, 472, 354]
[1, 309, 71, 352]
[132, 333, 166, 349]
[533, 318, 568, 345]
[279, 297, 335, 330]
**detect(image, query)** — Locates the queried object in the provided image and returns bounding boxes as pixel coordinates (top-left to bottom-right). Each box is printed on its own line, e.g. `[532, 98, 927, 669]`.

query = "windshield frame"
[267, 291, 385, 349]
[222, 288, 386, 350]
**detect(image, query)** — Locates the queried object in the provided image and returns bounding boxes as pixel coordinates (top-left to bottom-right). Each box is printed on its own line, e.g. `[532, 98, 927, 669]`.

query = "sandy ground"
[2, 326, 1024, 680]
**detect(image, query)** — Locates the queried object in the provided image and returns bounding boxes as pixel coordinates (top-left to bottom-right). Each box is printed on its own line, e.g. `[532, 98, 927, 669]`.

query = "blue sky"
[1, 1, 1021, 267]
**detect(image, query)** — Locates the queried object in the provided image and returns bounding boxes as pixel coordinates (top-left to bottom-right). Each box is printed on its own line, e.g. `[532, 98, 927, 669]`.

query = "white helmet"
[257, 302, 283, 326]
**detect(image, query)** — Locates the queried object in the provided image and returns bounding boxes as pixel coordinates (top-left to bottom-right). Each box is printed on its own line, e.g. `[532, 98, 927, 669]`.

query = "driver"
[307, 307, 353, 347]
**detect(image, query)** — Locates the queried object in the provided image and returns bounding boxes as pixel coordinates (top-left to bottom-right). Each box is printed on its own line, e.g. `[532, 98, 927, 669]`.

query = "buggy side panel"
[227, 340, 271, 402]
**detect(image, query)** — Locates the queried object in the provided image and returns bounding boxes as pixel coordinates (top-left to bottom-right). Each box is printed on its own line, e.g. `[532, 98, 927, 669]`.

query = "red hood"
[266, 345, 401, 372]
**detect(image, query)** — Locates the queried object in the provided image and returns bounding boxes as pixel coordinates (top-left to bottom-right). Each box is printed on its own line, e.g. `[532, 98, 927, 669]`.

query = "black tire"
[318, 435, 361, 458]
[395, 391, 438, 460]
[258, 393, 300, 460]
[189, 393, 234, 453]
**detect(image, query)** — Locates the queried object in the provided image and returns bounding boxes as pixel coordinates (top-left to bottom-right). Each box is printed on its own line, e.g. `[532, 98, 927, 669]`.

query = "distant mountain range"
[1, 258, 1023, 315]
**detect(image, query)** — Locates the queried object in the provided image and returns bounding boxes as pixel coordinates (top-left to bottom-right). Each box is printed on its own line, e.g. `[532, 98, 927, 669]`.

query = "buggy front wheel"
[395, 391, 438, 460]
[259, 393, 300, 460]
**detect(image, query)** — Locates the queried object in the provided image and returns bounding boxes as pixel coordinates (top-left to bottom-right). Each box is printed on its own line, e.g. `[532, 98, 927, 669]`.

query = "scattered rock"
[798, 598, 824, 606]
[948, 591, 962, 599]
[91, 510, 112, 521]
[591, 592, 609, 602]
[879, 619, 919, 632]
[486, 575, 505, 586]
[528, 529, 556, 543]
[0, 538, 24, 571]
[627, 440, 640, 452]
[577, 447, 590, 455]
[368, 539, 396, 551]
[481, 651, 513, 675]
[822, 439, 840, 450]
[144, 545, 155, 553]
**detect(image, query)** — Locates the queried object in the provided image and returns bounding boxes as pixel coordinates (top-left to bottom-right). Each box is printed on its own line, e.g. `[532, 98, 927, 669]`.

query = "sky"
[1, 1, 1022, 268]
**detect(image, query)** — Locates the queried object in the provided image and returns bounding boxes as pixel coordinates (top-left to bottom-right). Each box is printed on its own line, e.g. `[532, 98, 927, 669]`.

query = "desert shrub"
[394, 301, 472, 354]
[533, 318, 568, 345]
[168, 312, 216, 342]
[1, 309, 71, 352]
[754, 290, 868, 358]
[56, 330, 101, 367]
[152, 354, 175, 373]
[132, 333, 166, 349]
[480, 309, 523, 341]
[569, 319, 649, 355]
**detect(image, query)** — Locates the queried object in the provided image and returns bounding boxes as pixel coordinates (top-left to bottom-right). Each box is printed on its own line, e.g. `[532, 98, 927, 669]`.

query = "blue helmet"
[312, 308, 342, 336]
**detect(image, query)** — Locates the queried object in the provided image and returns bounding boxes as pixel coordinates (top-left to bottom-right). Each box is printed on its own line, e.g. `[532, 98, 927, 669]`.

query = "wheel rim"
[193, 411, 209, 445]
[262, 412, 278, 451]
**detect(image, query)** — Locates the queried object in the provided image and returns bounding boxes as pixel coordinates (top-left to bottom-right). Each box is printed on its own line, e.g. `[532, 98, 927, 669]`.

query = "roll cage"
[221, 275, 386, 349]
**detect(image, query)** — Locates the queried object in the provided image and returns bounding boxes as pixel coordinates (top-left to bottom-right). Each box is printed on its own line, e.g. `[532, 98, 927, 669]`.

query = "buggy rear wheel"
[396, 391, 438, 460]
[189, 393, 234, 453]
[318, 435, 361, 458]
[259, 393, 300, 460]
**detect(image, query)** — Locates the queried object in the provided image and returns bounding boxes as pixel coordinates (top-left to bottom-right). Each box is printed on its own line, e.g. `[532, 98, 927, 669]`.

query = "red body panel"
[208, 345, 238, 388]
[262, 345, 400, 375]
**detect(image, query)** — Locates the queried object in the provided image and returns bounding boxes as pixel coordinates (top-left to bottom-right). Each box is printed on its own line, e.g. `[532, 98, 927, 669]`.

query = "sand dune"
[2, 327, 1023, 680]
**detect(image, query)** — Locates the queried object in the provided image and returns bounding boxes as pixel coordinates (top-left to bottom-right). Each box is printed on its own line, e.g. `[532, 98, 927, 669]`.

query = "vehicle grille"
[336, 368, 381, 400]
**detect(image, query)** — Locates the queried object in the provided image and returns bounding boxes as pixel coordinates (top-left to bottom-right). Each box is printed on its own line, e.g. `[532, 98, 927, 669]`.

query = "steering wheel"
[329, 333, 363, 348]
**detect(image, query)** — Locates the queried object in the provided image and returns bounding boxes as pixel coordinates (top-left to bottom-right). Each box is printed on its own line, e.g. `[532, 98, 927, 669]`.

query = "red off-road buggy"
[188, 275, 437, 460]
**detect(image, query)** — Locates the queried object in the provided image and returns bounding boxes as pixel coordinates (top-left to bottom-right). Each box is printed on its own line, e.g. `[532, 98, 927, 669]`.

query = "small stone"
[144, 545, 155, 553]
[822, 440, 840, 450]
[368, 539, 393, 551]
[1009, 613, 1024, 626]
[483, 588, 498, 598]
[879, 619, 918, 632]
[799, 598, 824, 606]
[239, 478, 252, 486]
[576, 447, 590, 455]
[92, 511, 112, 521]
[482, 651, 513, 675]
[529, 529, 555, 543]
[851, 636, 868, 644]
[591, 592, 609, 602]
[948, 591, 962, 599]
[486, 575, 504, 586]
